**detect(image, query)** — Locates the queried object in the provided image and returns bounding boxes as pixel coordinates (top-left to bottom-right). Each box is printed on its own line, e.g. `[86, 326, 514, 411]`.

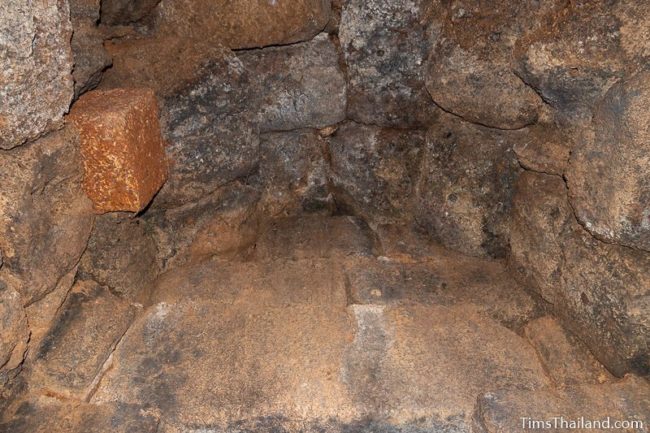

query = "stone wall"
[0, 0, 648, 399]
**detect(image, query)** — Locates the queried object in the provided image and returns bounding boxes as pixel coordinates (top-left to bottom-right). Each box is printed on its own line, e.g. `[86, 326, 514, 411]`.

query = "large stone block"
[0, 128, 94, 305]
[328, 122, 425, 223]
[514, 1, 650, 120]
[259, 129, 332, 217]
[415, 113, 522, 258]
[30, 281, 136, 399]
[425, 1, 556, 129]
[510, 171, 650, 376]
[0, 0, 74, 149]
[152, 0, 331, 49]
[568, 70, 650, 251]
[69, 88, 169, 213]
[239, 34, 346, 132]
[340, 0, 438, 127]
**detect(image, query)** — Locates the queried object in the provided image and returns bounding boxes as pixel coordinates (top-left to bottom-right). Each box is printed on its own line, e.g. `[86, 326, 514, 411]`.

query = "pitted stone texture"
[239, 34, 346, 132]
[340, 0, 438, 127]
[524, 316, 612, 387]
[0, 0, 74, 149]
[328, 122, 425, 223]
[152, 0, 331, 49]
[0, 128, 94, 305]
[30, 281, 135, 399]
[475, 376, 650, 433]
[415, 113, 522, 258]
[157, 48, 259, 208]
[425, 1, 555, 129]
[343, 304, 550, 426]
[92, 302, 358, 429]
[0, 287, 28, 381]
[514, 1, 650, 120]
[101, 0, 161, 25]
[259, 130, 332, 217]
[568, 70, 650, 252]
[344, 255, 539, 331]
[150, 258, 348, 308]
[69, 88, 168, 213]
[513, 123, 572, 177]
[510, 171, 650, 376]
[253, 216, 378, 261]
[79, 213, 160, 300]
[149, 181, 260, 269]
[0, 396, 159, 433]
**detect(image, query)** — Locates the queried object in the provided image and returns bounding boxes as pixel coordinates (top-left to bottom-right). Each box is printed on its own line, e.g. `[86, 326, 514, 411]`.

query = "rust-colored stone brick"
[68, 88, 168, 213]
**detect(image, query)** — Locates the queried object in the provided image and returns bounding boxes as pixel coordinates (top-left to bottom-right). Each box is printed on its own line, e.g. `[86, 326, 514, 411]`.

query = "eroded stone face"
[328, 122, 425, 223]
[425, 0, 558, 129]
[510, 171, 650, 376]
[0, 128, 94, 305]
[514, 1, 650, 120]
[340, 0, 438, 127]
[415, 113, 522, 258]
[239, 33, 347, 132]
[568, 70, 650, 252]
[69, 88, 169, 213]
[0, 287, 28, 383]
[152, 0, 331, 49]
[0, 0, 74, 149]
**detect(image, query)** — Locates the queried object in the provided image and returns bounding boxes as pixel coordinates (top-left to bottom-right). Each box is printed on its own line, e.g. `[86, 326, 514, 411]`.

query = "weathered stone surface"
[524, 316, 612, 387]
[0, 396, 159, 433]
[259, 129, 332, 217]
[514, 1, 650, 119]
[150, 258, 348, 308]
[0, 0, 74, 149]
[152, 0, 331, 49]
[100, 36, 232, 98]
[475, 376, 650, 433]
[157, 49, 258, 207]
[254, 216, 377, 261]
[425, 1, 554, 129]
[30, 281, 135, 399]
[101, 0, 161, 25]
[568, 70, 650, 251]
[415, 113, 521, 258]
[344, 256, 539, 330]
[344, 304, 550, 426]
[0, 287, 28, 379]
[69, 88, 169, 213]
[510, 171, 650, 376]
[239, 34, 346, 132]
[148, 181, 260, 269]
[513, 123, 572, 176]
[0, 128, 94, 305]
[340, 0, 438, 127]
[92, 302, 357, 428]
[70, 22, 112, 98]
[328, 122, 424, 223]
[79, 213, 160, 300]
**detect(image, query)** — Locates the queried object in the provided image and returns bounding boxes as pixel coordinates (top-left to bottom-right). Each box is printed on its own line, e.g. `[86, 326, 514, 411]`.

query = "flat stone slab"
[253, 216, 378, 261]
[0, 395, 158, 433]
[92, 301, 550, 432]
[29, 281, 135, 399]
[150, 257, 348, 308]
[475, 376, 650, 433]
[344, 256, 539, 330]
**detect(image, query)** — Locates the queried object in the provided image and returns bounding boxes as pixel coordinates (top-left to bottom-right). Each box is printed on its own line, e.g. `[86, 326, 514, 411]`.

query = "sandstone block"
[328, 122, 424, 223]
[30, 281, 135, 399]
[568, 70, 650, 251]
[510, 171, 650, 376]
[0, 128, 94, 305]
[0, 0, 74, 149]
[69, 88, 168, 213]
